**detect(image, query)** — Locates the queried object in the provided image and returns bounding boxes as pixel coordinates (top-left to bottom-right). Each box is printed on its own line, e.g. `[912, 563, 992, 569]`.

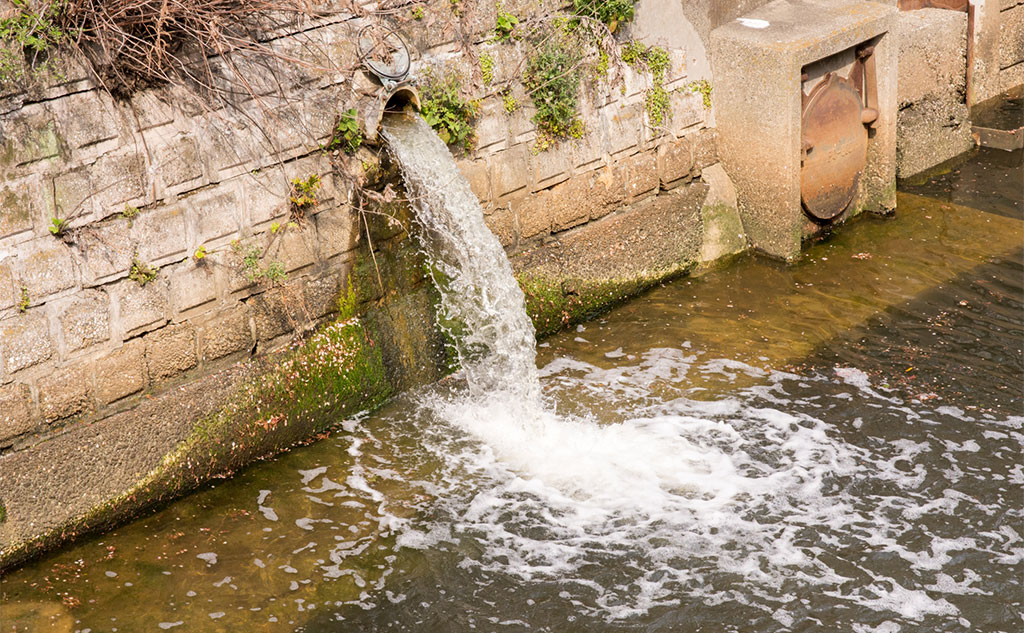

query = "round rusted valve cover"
[800, 73, 868, 221]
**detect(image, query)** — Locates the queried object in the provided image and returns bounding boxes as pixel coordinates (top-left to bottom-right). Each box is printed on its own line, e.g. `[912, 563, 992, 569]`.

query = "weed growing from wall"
[420, 69, 480, 150]
[17, 286, 29, 313]
[480, 51, 494, 85]
[571, 0, 634, 31]
[0, 0, 69, 84]
[129, 258, 159, 286]
[525, 39, 583, 151]
[493, 8, 519, 42]
[325, 109, 362, 154]
[47, 216, 66, 237]
[289, 174, 321, 220]
[623, 41, 671, 127]
[232, 241, 287, 287]
[687, 79, 712, 109]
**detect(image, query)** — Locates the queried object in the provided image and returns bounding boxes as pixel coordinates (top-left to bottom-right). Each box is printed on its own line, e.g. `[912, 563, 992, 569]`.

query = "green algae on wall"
[518, 266, 695, 339]
[0, 312, 391, 571]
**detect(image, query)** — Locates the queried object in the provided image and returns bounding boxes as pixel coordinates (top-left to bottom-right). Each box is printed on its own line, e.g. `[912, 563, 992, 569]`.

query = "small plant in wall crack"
[289, 174, 321, 220]
[231, 240, 287, 287]
[325, 109, 362, 155]
[686, 79, 712, 110]
[17, 286, 29, 313]
[622, 41, 672, 127]
[129, 257, 159, 286]
[420, 69, 480, 150]
[572, 0, 635, 32]
[525, 41, 584, 151]
[48, 216, 67, 237]
[493, 8, 519, 42]
[193, 245, 208, 264]
[479, 51, 494, 85]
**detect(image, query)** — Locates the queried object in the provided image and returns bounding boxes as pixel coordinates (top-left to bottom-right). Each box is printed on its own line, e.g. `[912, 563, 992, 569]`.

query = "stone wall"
[971, 0, 1024, 105]
[895, 8, 973, 178]
[0, 1, 740, 566]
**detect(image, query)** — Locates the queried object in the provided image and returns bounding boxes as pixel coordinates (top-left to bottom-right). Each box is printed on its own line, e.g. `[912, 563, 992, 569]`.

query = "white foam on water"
[378, 111, 1024, 626]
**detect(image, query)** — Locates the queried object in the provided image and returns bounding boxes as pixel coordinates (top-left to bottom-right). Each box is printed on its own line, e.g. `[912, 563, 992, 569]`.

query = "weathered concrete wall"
[970, 0, 1024, 105]
[895, 8, 974, 178]
[0, 1, 741, 568]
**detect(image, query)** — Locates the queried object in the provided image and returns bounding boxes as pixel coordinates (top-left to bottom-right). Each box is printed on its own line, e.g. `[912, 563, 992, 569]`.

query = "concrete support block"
[199, 303, 253, 361]
[711, 0, 897, 261]
[0, 174, 38, 239]
[17, 239, 77, 301]
[144, 323, 198, 382]
[131, 205, 188, 265]
[490, 144, 531, 197]
[39, 364, 94, 423]
[169, 262, 218, 314]
[95, 340, 147, 404]
[1000, 4, 1024, 69]
[58, 290, 111, 353]
[895, 8, 973, 178]
[50, 90, 122, 150]
[699, 163, 747, 265]
[116, 278, 169, 337]
[77, 217, 133, 285]
[0, 312, 54, 374]
[0, 382, 36, 444]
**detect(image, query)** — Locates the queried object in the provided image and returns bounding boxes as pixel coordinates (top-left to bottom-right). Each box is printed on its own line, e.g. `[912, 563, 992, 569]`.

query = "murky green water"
[3, 150, 1022, 632]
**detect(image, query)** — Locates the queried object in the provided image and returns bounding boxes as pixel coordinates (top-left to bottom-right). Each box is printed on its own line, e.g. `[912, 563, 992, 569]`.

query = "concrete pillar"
[711, 0, 897, 261]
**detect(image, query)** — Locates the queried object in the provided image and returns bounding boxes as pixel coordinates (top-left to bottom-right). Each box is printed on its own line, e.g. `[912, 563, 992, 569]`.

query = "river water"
[2, 142, 1021, 632]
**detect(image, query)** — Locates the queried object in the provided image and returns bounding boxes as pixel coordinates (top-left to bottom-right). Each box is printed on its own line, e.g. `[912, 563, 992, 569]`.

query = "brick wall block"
[169, 261, 218, 313]
[18, 238, 77, 301]
[0, 262, 16, 311]
[0, 173, 39, 239]
[191, 187, 241, 246]
[515, 191, 551, 239]
[78, 217, 134, 284]
[39, 364, 94, 423]
[58, 290, 111, 353]
[199, 303, 253, 361]
[117, 278, 170, 336]
[490, 145, 530, 198]
[131, 205, 188, 265]
[0, 312, 54, 374]
[50, 91, 122, 150]
[145, 323, 198, 382]
[658, 136, 695, 188]
[621, 151, 659, 201]
[95, 339, 147, 404]
[0, 382, 36, 444]
[314, 205, 356, 260]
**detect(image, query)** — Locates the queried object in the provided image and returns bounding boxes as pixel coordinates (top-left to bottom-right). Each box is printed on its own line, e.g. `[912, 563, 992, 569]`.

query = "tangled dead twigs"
[53, 0, 315, 98]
